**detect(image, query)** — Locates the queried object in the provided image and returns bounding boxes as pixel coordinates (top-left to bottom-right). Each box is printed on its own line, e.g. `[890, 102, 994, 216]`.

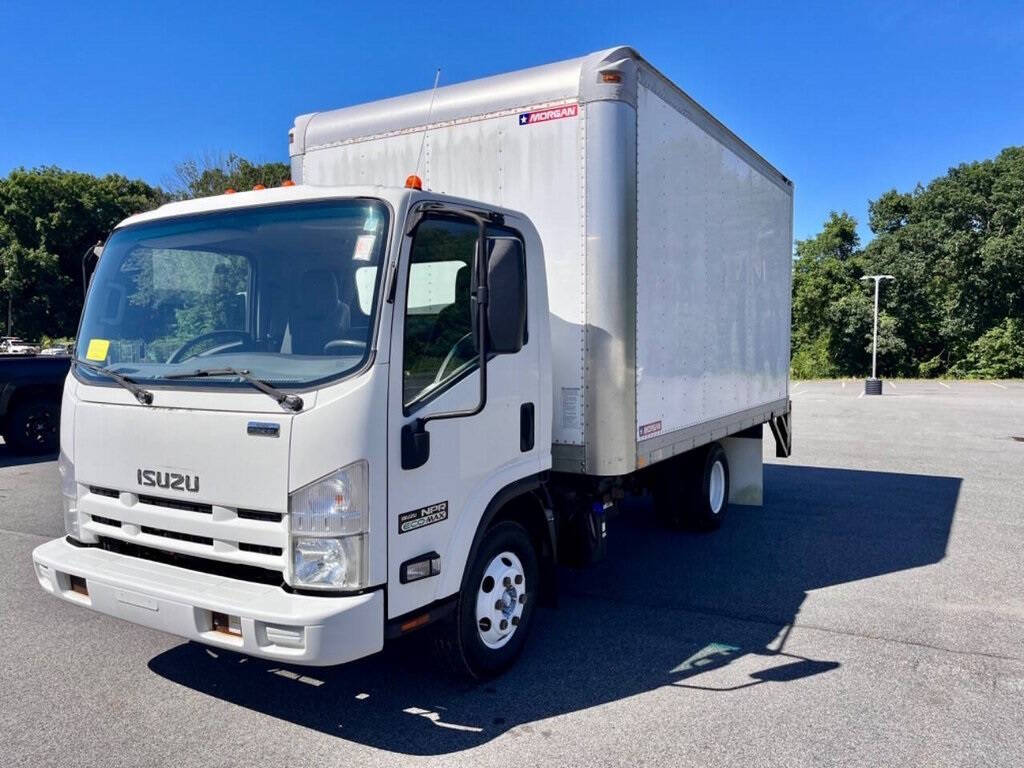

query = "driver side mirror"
[480, 237, 526, 355]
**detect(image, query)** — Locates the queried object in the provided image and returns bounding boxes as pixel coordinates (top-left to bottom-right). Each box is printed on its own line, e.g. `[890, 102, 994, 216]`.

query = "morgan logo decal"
[639, 420, 663, 438]
[399, 501, 448, 534]
[518, 104, 578, 126]
[137, 468, 200, 493]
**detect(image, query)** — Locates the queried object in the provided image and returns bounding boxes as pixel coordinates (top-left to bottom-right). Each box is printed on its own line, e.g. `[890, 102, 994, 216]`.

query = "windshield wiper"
[165, 367, 303, 411]
[74, 359, 154, 405]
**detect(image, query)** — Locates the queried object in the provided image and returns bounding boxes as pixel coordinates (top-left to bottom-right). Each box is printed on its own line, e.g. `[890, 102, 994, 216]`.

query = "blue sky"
[1, 1, 1022, 243]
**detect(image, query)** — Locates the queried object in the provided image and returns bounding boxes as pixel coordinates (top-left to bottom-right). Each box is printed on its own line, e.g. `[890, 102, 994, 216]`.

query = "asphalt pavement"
[2, 379, 1022, 767]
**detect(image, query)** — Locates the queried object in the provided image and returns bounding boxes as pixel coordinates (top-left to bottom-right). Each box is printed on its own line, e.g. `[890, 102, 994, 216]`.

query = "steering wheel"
[166, 330, 251, 364]
[434, 333, 475, 383]
[323, 339, 368, 355]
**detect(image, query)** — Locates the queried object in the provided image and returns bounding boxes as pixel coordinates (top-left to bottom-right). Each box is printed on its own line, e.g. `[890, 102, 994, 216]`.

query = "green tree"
[790, 211, 871, 376]
[0, 167, 166, 340]
[170, 153, 291, 199]
[792, 146, 1024, 379]
[952, 318, 1024, 378]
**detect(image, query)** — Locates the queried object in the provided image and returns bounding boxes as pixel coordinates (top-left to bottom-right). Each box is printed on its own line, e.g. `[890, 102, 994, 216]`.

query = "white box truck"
[32, 46, 792, 678]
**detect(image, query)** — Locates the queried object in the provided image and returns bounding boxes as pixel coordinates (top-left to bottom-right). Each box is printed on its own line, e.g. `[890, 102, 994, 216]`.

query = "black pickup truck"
[0, 355, 71, 454]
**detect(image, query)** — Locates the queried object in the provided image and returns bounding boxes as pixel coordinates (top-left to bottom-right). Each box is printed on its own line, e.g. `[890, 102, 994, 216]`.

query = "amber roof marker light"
[405, 175, 423, 190]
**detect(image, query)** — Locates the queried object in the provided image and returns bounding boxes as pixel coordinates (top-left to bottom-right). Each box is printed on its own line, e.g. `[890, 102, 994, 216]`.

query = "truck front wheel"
[435, 520, 540, 679]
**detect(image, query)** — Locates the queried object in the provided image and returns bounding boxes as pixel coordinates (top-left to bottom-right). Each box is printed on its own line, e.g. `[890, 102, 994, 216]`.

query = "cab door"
[386, 210, 540, 619]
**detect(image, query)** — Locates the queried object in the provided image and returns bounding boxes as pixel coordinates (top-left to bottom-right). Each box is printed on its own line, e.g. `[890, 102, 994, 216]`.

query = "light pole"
[860, 275, 895, 395]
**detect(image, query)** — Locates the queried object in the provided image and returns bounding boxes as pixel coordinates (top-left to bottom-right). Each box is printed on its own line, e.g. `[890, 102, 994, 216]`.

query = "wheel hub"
[475, 551, 526, 649]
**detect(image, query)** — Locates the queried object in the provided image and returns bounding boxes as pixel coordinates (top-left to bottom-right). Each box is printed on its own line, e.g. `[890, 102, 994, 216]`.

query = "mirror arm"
[401, 219, 490, 471]
[415, 217, 489, 429]
[402, 209, 513, 470]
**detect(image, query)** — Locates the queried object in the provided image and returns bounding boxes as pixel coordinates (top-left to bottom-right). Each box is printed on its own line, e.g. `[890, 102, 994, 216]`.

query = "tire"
[434, 520, 540, 680]
[653, 443, 729, 531]
[4, 396, 60, 455]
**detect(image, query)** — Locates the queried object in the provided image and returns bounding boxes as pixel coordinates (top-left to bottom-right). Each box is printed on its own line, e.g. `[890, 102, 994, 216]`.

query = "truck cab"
[33, 184, 553, 677]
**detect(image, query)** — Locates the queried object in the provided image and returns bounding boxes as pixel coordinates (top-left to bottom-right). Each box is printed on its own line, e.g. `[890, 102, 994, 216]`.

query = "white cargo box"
[291, 46, 792, 476]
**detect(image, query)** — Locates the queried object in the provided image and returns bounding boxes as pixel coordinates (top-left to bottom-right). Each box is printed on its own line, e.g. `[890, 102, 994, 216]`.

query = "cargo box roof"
[291, 46, 789, 188]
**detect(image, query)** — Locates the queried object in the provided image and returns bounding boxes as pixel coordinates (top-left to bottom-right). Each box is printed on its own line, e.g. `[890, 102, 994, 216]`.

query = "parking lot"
[2, 380, 1023, 767]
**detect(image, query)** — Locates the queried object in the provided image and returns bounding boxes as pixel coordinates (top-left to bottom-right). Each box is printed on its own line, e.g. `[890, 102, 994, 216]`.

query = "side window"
[403, 217, 478, 408]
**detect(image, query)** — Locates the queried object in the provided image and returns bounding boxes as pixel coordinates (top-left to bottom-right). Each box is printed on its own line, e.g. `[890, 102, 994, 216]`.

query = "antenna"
[414, 68, 442, 183]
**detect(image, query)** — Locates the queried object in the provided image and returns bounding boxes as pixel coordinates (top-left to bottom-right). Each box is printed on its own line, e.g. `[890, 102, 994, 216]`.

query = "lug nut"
[503, 576, 512, 588]
[500, 620, 508, 631]
[514, 574, 523, 585]
[518, 594, 526, 604]
[495, 600, 504, 610]
[511, 616, 520, 626]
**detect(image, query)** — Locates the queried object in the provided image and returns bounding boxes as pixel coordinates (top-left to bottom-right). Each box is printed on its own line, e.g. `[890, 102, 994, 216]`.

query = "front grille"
[98, 537, 283, 586]
[237, 509, 284, 523]
[238, 542, 284, 557]
[90, 486, 120, 499]
[138, 494, 213, 515]
[141, 526, 213, 546]
[91, 514, 122, 528]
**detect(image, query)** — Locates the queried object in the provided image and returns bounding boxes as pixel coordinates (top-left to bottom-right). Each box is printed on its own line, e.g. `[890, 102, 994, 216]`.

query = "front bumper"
[32, 537, 383, 666]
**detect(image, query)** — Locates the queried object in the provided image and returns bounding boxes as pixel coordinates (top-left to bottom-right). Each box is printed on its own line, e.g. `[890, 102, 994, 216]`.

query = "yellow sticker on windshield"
[85, 338, 110, 361]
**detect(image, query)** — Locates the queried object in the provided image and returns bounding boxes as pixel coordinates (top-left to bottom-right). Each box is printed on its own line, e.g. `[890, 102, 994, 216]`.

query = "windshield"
[75, 199, 389, 388]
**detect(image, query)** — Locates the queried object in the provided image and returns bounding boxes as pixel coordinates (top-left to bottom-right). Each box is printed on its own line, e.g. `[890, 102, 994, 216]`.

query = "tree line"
[793, 146, 1024, 378]
[0, 155, 288, 342]
[1, 147, 1022, 377]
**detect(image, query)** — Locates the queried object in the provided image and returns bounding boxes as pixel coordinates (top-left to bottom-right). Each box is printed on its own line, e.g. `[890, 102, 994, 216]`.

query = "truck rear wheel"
[654, 443, 729, 530]
[687, 442, 729, 530]
[434, 520, 539, 680]
[5, 396, 60, 455]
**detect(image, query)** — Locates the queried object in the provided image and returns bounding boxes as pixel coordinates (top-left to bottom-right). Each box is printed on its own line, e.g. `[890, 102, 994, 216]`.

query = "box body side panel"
[635, 83, 792, 444]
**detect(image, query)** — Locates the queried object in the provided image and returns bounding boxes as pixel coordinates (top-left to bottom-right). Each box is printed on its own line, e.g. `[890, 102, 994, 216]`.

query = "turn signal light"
[405, 174, 423, 190]
[601, 71, 623, 83]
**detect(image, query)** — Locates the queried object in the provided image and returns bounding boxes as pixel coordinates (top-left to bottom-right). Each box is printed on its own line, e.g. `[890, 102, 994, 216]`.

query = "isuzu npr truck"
[32, 46, 793, 678]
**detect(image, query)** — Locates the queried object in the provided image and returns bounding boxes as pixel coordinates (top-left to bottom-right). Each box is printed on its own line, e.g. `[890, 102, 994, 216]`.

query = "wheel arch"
[448, 474, 556, 601]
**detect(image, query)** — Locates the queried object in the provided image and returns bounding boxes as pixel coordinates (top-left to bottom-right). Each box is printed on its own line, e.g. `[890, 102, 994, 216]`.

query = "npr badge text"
[399, 501, 448, 534]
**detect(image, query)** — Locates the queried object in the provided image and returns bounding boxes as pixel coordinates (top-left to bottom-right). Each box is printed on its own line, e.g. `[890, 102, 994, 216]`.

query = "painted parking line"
[938, 381, 951, 389]
[991, 382, 1008, 389]
[888, 380, 897, 389]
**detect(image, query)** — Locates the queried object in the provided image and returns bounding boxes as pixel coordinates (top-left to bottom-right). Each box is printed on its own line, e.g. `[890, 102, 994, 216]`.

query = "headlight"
[58, 450, 80, 539]
[289, 461, 368, 590]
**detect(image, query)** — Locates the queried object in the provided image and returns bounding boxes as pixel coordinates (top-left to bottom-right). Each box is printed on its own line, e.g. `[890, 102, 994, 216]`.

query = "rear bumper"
[32, 537, 383, 666]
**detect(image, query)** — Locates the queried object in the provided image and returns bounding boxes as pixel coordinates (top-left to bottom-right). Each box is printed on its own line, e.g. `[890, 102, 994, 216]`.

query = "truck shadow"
[148, 463, 959, 755]
[0, 443, 57, 468]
